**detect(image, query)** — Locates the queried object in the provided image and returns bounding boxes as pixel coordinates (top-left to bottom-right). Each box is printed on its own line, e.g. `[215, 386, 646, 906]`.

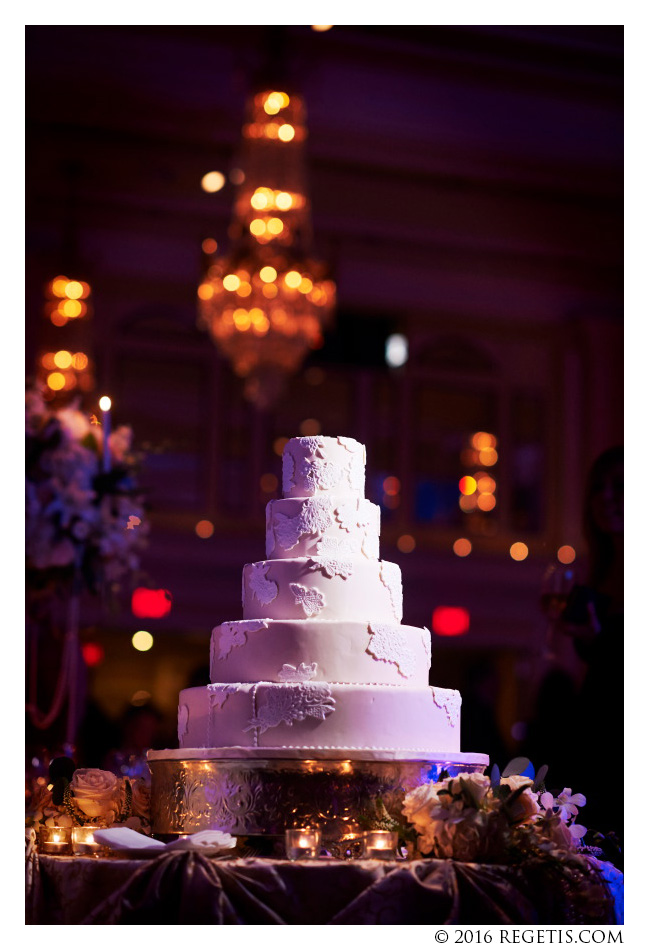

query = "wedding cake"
[175, 436, 464, 757]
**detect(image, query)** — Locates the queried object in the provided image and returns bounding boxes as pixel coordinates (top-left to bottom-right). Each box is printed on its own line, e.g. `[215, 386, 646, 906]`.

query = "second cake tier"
[211, 619, 431, 686]
[242, 557, 403, 622]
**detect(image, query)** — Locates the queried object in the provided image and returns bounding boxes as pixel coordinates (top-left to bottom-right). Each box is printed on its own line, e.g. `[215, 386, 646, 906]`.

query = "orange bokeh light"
[510, 542, 529, 561]
[453, 538, 472, 557]
[557, 545, 576, 564]
[397, 534, 416, 553]
[383, 476, 401, 496]
[459, 476, 477, 495]
[195, 520, 214, 539]
[477, 492, 496, 511]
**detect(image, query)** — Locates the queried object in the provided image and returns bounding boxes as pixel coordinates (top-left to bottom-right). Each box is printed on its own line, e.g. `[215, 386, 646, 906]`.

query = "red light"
[131, 588, 172, 619]
[432, 606, 470, 637]
[82, 642, 104, 666]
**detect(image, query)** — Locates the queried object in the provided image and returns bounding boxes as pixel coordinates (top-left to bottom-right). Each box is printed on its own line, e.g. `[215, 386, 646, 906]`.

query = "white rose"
[71, 769, 120, 819]
[402, 782, 442, 833]
[499, 774, 534, 792]
[449, 772, 491, 804]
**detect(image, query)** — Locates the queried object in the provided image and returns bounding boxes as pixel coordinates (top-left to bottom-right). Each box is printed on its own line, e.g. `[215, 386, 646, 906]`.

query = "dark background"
[25, 25, 623, 767]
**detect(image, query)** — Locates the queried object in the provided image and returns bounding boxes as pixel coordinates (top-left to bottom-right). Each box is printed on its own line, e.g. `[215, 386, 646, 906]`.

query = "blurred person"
[556, 446, 623, 836]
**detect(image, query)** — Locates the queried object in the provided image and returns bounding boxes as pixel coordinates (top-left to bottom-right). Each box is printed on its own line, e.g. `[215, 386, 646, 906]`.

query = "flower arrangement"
[402, 761, 586, 864]
[26, 765, 152, 835]
[25, 384, 148, 597]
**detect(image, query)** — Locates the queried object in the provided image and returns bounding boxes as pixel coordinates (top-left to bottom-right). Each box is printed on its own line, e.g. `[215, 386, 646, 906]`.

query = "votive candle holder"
[71, 825, 104, 856]
[38, 825, 72, 855]
[285, 827, 321, 860]
[361, 830, 399, 860]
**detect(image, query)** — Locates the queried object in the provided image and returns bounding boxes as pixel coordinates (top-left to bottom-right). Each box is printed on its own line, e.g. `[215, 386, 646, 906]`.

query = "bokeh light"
[260, 473, 279, 493]
[132, 630, 154, 652]
[397, 534, 416, 553]
[202, 238, 218, 254]
[471, 431, 497, 450]
[557, 545, 576, 564]
[385, 334, 408, 367]
[477, 493, 496, 511]
[478, 448, 498, 466]
[273, 436, 289, 456]
[432, 606, 470, 637]
[459, 494, 478, 512]
[81, 642, 104, 667]
[383, 476, 401, 496]
[195, 520, 214, 539]
[510, 542, 529, 561]
[453, 538, 472, 557]
[99, 396, 111, 411]
[260, 266, 277, 283]
[299, 418, 321, 436]
[131, 588, 172, 618]
[278, 124, 295, 142]
[223, 274, 240, 291]
[477, 475, 496, 493]
[201, 171, 226, 193]
[46, 372, 65, 391]
[459, 476, 477, 495]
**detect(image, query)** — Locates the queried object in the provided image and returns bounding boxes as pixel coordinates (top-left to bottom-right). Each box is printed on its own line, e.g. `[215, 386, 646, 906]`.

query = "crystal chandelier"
[198, 88, 336, 409]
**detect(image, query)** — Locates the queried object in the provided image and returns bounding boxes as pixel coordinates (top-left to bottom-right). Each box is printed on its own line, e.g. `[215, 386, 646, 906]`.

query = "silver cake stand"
[147, 747, 489, 851]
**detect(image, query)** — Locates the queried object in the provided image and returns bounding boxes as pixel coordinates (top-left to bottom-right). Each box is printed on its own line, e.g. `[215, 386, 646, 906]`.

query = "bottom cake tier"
[177, 681, 462, 754]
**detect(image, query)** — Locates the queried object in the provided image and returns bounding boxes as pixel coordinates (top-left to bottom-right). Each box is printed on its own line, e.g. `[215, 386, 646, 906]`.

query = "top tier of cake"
[282, 436, 365, 499]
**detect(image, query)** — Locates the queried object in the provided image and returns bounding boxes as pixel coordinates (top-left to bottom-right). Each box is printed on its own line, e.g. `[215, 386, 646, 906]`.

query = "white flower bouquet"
[402, 762, 587, 864]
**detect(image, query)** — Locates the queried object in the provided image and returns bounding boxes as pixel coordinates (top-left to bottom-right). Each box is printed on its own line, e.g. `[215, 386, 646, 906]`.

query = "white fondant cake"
[176, 435, 464, 757]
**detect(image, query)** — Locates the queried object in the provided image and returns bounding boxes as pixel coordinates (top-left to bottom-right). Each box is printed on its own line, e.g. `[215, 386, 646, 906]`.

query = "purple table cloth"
[25, 844, 622, 925]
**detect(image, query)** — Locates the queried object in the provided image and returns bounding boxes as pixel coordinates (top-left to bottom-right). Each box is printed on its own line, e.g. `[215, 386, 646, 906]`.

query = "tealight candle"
[285, 827, 321, 860]
[71, 825, 103, 856]
[361, 830, 399, 860]
[38, 826, 72, 855]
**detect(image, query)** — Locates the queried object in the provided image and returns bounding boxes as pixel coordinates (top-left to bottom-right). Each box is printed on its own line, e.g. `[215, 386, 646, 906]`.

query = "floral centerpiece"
[402, 766, 586, 864]
[26, 765, 152, 835]
[26, 385, 148, 596]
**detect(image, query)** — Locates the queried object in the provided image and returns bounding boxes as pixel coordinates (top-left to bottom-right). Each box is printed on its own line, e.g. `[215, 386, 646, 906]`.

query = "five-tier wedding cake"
[175, 435, 465, 756]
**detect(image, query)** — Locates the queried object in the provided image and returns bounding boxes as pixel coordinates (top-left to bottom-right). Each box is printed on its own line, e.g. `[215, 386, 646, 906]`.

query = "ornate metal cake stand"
[148, 747, 489, 850]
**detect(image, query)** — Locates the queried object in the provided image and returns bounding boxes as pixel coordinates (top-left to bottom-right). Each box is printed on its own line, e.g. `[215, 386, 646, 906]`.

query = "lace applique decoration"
[337, 436, 359, 453]
[274, 498, 335, 551]
[282, 449, 295, 494]
[366, 623, 416, 678]
[361, 530, 379, 560]
[334, 500, 359, 533]
[379, 561, 402, 619]
[273, 512, 303, 551]
[278, 662, 318, 682]
[300, 456, 340, 492]
[244, 683, 335, 734]
[207, 684, 238, 709]
[298, 436, 325, 456]
[317, 535, 355, 558]
[265, 511, 276, 555]
[302, 497, 334, 533]
[346, 452, 365, 494]
[177, 704, 189, 742]
[432, 688, 462, 728]
[289, 583, 325, 617]
[248, 563, 278, 605]
[217, 621, 268, 660]
[308, 556, 354, 579]
[421, 626, 432, 668]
